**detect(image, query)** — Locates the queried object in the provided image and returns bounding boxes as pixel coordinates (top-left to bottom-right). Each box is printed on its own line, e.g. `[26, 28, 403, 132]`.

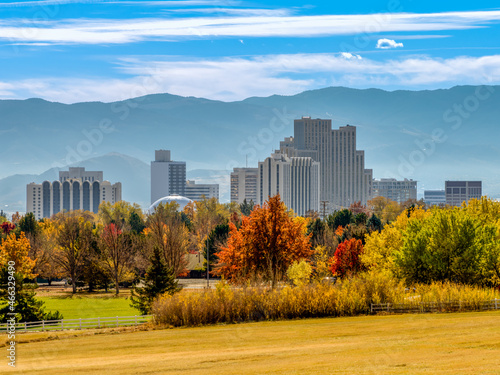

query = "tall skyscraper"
[373, 178, 417, 204]
[26, 167, 121, 220]
[230, 167, 258, 204]
[287, 117, 372, 210]
[445, 181, 482, 206]
[257, 152, 320, 216]
[150, 150, 186, 204]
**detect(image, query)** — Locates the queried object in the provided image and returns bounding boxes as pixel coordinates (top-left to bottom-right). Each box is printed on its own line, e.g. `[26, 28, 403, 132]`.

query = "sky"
[0, 0, 500, 103]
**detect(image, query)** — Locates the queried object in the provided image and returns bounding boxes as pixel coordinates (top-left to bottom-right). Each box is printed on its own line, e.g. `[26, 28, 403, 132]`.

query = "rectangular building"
[445, 181, 482, 206]
[26, 168, 121, 220]
[284, 118, 372, 210]
[184, 180, 219, 201]
[373, 178, 417, 204]
[257, 152, 320, 216]
[151, 150, 186, 204]
[424, 190, 446, 206]
[230, 167, 258, 204]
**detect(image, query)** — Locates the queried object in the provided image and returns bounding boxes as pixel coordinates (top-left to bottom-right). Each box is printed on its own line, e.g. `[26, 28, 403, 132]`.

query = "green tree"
[130, 247, 181, 315]
[354, 212, 368, 226]
[202, 224, 229, 272]
[239, 199, 255, 216]
[367, 214, 383, 232]
[327, 209, 353, 230]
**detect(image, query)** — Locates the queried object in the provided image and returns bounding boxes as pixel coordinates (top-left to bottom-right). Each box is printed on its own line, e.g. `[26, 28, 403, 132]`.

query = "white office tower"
[230, 168, 258, 204]
[26, 167, 122, 220]
[184, 180, 219, 201]
[257, 152, 320, 216]
[292, 117, 373, 210]
[150, 150, 187, 204]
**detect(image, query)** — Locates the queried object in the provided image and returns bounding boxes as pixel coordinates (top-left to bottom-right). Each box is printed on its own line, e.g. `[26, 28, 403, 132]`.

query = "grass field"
[38, 290, 138, 319]
[7, 311, 500, 374]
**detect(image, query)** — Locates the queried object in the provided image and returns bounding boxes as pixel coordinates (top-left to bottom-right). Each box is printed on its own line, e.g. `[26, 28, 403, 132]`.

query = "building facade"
[372, 178, 417, 204]
[424, 190, 446, 206]
[445, 181, 482, 206]
[257, 152, 320, 216]
[277, 118, 372, 211]
[230, 167, 258, 204]
[26, 167, 121, 220]
[184, 180, 219, 201]
[150, 150, 186, 204]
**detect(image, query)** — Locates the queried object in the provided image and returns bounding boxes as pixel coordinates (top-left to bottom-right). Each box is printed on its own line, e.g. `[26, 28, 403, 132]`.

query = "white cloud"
[2, 53, 500, 103]
[376, 38, 404, 49]
[0, 10, 500, 44]
[340, 52, 362, 60]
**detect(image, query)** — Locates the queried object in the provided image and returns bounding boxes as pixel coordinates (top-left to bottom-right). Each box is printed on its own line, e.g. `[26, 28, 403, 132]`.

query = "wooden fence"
[0, 315, 152, 333]
[371, 299, 500, 314]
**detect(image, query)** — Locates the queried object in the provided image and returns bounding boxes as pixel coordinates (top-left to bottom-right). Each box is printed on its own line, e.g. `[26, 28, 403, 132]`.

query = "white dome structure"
[149, 195, 193, 214]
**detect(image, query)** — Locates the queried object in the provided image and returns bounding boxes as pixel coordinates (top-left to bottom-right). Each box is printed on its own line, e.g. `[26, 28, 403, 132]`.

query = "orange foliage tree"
[329, 238, 365, 279]
[0, 232, 36, 279]
[216, 195, 313, 287]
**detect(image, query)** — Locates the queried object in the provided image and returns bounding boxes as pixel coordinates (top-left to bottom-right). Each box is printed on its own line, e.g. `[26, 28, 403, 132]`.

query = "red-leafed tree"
[329, 238, 366, 279]
[1, 222, 15, 236]
[216, 195, 313, 287]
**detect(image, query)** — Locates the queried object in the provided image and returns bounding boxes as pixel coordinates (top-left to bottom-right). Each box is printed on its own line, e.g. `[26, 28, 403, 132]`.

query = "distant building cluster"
[231, 117, 373, 216]
[423, 181, 482, 207]
[150, 150, 219, 207]
[26, 167, 121, 220]
[24, 119, 486, 219]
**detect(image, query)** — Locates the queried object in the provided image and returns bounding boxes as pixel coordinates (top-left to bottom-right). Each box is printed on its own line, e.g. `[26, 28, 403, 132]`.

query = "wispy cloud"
[2, 53, 499, 103]
[0, 0, 236, 7]
[376, 38, 404, 49]
[1, 10, 500, 44]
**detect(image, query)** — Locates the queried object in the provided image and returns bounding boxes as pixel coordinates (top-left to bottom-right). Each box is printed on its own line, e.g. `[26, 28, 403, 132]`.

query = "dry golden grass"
[7, 311, 500, 374]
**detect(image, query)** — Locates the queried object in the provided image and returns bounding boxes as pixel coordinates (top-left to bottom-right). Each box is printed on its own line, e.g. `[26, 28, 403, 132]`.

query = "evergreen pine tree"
[130, 246, 181, 315]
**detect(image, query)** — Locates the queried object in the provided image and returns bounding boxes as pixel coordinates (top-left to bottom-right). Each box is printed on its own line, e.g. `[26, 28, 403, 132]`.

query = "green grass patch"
[39, 295, 138, 319]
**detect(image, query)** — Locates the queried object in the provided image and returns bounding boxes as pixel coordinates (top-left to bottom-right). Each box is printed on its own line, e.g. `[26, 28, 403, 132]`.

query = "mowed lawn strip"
[10, 311, 500, 375]
[39, 295, 137, 319]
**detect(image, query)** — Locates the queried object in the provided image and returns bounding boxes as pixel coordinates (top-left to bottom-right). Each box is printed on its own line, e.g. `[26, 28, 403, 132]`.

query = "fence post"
[370, 304, 373, 314]
[42, 320, 45, 332]
[79, 318, 82, 330]
[24, 322, 27, 333]
[61, 319, 64, 331]
[135, 315, 137, 325]
[495, 299, 498, 310]
[387, 303, 390, 312]
[98, 317, 100, 328]
[116, 316, 119, 327]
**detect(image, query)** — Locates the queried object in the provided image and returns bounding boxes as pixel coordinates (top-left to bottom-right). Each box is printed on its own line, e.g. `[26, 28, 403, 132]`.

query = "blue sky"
[1, 0, 500, 102]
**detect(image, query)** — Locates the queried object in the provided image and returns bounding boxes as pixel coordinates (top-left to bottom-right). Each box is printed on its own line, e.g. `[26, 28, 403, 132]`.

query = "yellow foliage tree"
[0, 232, 36, 279]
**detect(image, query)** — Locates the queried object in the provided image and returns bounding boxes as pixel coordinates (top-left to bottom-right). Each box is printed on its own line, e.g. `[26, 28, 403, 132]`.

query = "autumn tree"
[0, 233, 62, 322]
[99, 223, 135, 295]
[54, 215, 96, 293]
[146, 202, 189, 276]
[216, 195, 313, 287]
[329, 238, 365, 279]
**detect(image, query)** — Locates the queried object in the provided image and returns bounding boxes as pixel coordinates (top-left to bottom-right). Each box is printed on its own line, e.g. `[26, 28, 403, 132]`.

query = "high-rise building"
[150, 150, 186, 204]
[373, 178, 417, 204]
[257, 152, 320, 216]
[26, 167, 121, 220]
[281, 118, 372, 210]
[424, 190, 446, 206]
[230, 167, 258, 204]
[184, 180, 219, 201]
[445, 181, 482, 206]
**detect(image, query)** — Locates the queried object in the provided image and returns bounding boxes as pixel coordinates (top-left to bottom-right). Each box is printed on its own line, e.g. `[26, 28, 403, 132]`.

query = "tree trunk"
[115, 275, 120, 295]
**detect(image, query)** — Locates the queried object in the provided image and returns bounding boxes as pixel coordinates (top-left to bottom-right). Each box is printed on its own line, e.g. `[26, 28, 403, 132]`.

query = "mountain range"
[1, 85, 499, 214]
